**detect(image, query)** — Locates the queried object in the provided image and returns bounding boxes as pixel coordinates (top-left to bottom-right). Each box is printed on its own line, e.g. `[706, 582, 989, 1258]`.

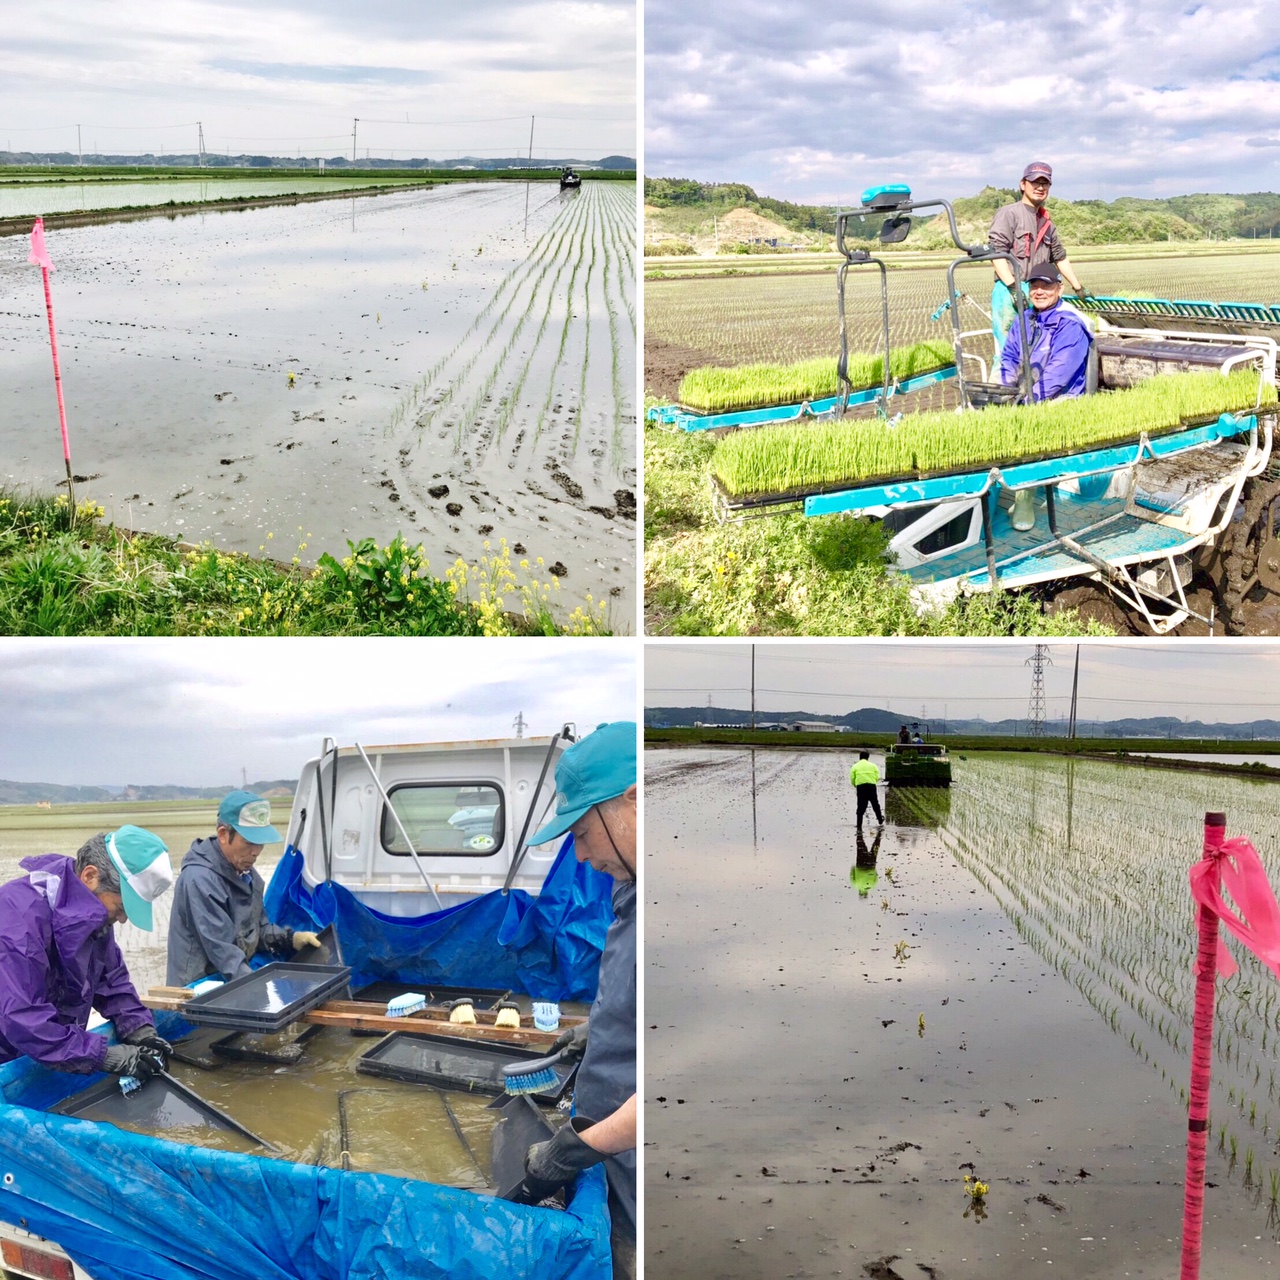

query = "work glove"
[292, 931, 322, 951]
[518, 1115, 605, 1203]
[552, 1022, 589, 1060]
[102, 1043, 166, 1080]
[121, 1024, 174, 1063]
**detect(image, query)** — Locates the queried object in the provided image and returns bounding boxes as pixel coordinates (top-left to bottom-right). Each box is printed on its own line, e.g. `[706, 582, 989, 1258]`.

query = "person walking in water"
[850, 751, 884, 830]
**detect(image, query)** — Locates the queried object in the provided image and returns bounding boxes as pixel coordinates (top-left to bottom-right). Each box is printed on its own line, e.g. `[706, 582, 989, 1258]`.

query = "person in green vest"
[850, 751, 883, 830]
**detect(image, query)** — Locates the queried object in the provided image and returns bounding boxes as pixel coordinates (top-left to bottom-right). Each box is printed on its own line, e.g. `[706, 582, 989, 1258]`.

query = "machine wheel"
[1215, 474, 1280, 634]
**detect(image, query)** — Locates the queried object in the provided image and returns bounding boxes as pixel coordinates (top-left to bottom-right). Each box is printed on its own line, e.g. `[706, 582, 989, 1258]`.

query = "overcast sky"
[2, 1, 636, 160]
[645, 0, 1280, 203]
[1, 640, 636, 788]
[645, 641, 1280, 726]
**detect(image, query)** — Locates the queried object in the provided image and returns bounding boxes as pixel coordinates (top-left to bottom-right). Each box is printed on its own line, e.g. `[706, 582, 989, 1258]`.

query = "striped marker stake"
[1183, 811, 1280, 1279]
[28, 217, 76, 518]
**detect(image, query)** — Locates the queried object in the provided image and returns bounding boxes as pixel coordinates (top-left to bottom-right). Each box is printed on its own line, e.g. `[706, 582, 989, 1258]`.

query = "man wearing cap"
[998, 261, 1093, 401]
[0, 827, 175, 1079]
[166, 790, 320, 987]
[989, 163, 1086, 361]
[520, 721, 637, 1279]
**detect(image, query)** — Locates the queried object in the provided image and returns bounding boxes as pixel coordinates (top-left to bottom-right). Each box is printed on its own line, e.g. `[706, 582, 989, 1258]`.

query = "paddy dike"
[0, 180, 636, 619]
[646, 747, 1280, 1279]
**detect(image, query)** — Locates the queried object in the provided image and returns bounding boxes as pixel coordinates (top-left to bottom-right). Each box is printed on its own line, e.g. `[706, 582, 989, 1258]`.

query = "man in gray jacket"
[166, 790, 319, 986]
[988, 162, 1086, 360]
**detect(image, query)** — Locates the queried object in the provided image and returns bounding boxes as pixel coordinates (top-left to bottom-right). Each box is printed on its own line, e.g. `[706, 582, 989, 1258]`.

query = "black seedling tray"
[356, 1031, 576, 1104]
[352, 981, 512, 1011]
[491, 1094, 557, 1201]
[211, 1023, 323, 1065]
[169, 1027, 229, 1071]
[52, 1071, 273, 1148]
[181, 962, 352, 1034]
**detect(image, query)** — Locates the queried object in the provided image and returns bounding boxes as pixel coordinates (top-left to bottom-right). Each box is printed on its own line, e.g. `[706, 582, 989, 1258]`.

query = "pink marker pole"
[1181, 810, 1227, 1280]
[29, 217, 75, 516]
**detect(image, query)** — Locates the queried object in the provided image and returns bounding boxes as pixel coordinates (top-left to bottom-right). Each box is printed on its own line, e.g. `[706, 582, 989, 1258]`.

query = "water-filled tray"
[212, 1023, 323, 1065]
[352, 981, 512, 1011]
[491, 1093, 558, 1202]
[51, 1071, 272, 1147]
[181, 961, 352, 1033]
[356, 1031, 576, 1103]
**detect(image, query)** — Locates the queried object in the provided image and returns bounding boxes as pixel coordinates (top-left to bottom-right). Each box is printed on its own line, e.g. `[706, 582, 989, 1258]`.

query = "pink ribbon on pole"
[28, 218, 55, 271]
[1188, 835, 1280, 980]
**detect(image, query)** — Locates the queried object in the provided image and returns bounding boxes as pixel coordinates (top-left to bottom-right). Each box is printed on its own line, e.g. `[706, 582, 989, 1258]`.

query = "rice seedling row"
[927, 754, 1280, 1217]
[709, 368, 1274, 499]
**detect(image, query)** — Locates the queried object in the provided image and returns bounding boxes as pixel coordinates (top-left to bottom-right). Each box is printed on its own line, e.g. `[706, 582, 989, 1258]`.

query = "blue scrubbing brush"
[119, 1075, 142, 1096]
[501, 1048, 566, 1096]
[386, 992, 426, 1017]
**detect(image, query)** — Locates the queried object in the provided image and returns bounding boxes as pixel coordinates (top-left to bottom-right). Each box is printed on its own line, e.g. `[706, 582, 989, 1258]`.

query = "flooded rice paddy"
[0, 177, 420, 219]
[646, 747, 1280, 1279]
[0, 797, 292, 991]
[0, 179, 636, 615]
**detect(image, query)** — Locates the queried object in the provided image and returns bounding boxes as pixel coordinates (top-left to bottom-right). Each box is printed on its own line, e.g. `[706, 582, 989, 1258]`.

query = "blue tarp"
[0, 838, 618, 1279]
[262, 835, 613, 1002]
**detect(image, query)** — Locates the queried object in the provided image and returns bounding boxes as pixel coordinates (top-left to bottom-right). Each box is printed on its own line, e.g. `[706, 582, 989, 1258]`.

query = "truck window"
[381, 783, 505, 856]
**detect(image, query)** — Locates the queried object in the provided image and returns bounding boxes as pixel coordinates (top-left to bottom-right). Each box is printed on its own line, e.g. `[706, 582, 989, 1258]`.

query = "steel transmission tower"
[1025, 645, 1052, 737]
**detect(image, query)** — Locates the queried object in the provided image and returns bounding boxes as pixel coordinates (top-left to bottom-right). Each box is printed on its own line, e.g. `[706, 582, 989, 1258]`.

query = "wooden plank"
[143, 987, 582, 1049]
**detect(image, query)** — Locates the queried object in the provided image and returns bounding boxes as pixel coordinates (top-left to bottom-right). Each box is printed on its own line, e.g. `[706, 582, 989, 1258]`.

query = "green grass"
[677, 340, 954, 412]
[0, 491, 609, 636]
[710, 369, 1276, 499]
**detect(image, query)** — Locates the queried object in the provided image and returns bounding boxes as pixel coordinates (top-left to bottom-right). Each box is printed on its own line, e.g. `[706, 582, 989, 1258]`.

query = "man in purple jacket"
[0, 826, 175, 1078]
[998, 262, 1092, 402]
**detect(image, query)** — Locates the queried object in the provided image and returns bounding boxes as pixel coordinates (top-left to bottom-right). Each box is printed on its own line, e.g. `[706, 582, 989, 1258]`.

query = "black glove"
[122, 1024, 173, 1063]
[102, 1043, 165, 1080]
[552, 1022, 589, 1060]
[518, 1115, 606, 1202]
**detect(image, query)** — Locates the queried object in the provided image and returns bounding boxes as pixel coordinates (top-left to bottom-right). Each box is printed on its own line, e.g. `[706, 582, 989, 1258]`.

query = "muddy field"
[646, 746, 1280, 1279]
[0, 180, 636, 617]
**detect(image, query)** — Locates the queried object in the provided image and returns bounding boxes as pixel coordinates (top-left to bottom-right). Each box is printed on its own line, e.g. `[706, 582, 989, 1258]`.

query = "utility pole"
[750, 643, 756, 731]
[241, 766, 248, 789]
[1026, 645, 1052, 737]
[528, 115, 535, 162]
[1068, 644, 1080, 739]
[197, 122, 205, 167]
[77, 124, 81, 166]
[513, 711, 527, 739]
[352, 118, 359, 165]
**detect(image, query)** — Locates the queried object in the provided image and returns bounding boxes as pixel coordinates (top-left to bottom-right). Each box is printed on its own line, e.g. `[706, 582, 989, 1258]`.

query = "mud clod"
[478, 524, 494, 535]
[513, 543, 526, 555]
[446, 503, 463, 516]
[428, 484, 450, 499]
[549, 562, 568, 577]
[613, 489, 636, 518]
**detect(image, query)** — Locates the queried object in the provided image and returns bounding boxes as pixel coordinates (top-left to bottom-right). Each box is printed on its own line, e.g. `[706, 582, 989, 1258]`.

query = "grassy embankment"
[0, 491, 609, 636]
[645, 726, 1280, 768]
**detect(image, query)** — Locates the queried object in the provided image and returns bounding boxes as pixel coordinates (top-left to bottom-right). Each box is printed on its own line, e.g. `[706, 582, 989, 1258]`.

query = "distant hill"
[644, 177, 1280, 253]
[645, 706, 1280, 740]
[1, 152, 635, 172]
[0, 779, 296, 806]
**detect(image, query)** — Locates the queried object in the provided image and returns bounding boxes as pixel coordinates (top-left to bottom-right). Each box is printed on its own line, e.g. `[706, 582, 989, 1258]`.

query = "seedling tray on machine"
[180, 961, 352, 1034]
[356, 1031, 576, 1104]
[51, 1071, 273, 1148]
[491, 1094, 557, 1201]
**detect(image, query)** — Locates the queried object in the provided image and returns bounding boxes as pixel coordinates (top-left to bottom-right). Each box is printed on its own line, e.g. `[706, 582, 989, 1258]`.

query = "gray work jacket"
[574, 880, 637, 1234]
[166, 836, 294, 986]
[988, 201, 1066, 280]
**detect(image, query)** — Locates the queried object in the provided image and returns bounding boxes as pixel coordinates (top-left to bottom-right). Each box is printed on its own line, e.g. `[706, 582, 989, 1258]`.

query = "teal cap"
[217, 790, 283, 845]
[529, 722, 637, 846]
[105, 825, 173, 931]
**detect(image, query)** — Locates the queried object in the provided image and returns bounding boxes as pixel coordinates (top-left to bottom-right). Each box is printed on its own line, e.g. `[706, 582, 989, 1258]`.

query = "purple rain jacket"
[998, 299, 1092, 401]
[0, 855, 154, 1072]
